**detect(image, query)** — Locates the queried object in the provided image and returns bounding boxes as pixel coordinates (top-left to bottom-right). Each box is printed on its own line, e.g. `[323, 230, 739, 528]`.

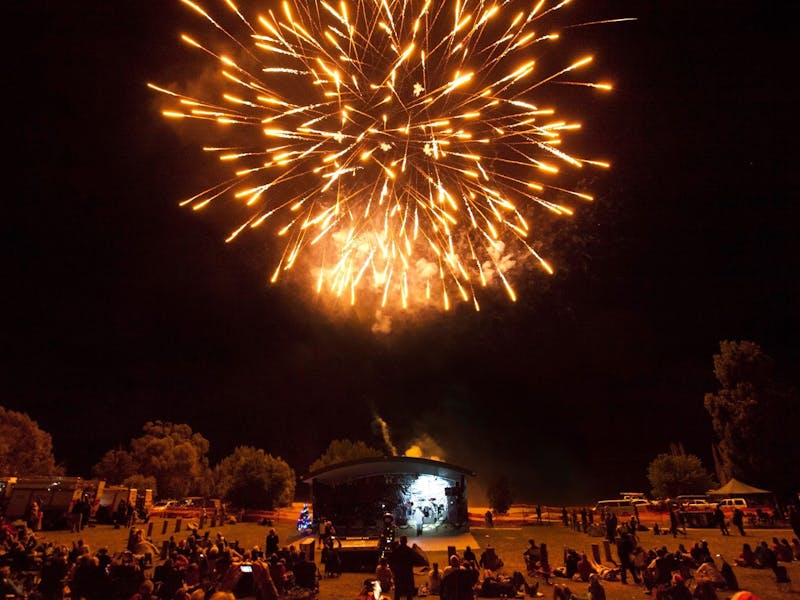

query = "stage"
[308, 530, 480, 572]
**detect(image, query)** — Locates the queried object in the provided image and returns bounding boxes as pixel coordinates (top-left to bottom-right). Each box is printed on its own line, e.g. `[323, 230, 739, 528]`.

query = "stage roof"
[303, 456, 476, 485]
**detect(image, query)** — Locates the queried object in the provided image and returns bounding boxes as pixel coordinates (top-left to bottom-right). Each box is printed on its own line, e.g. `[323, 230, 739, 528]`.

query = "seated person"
[775, 539, 793, 562]
[478, 573, 517, 598]
[735, 544, 756, 567]
[563, 549, 580, 579]
[375, 557, 393, 592]
[428, 562, 442, 595]
[695, 558, 725, 588]
[356, 578, 385, 600]
[587, 574, 606, 600]
[552, 583, 577, 600]
[292, 552, 319, 590]
[478, 546, 503, 572]
[523, 539, 540, 571]
[576, 554, 597, 582]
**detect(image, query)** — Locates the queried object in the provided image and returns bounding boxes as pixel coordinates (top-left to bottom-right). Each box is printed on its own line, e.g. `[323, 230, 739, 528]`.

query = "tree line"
[646, 340, 799, 500]
[0, 411, 383, 510]
[2, 340, 798, 508]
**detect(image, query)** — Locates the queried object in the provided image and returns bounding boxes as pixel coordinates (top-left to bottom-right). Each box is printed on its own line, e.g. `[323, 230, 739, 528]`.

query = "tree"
[214, 446, 295, 509]
[704, 341, 799, 494]
[122, 474, 158, 497]
[0, 406, 63, 476]
[92, 448, 137, 484]
[309, 439, 383, 473]
[647, 451, 714, 499]
[487, 474, 513, 514]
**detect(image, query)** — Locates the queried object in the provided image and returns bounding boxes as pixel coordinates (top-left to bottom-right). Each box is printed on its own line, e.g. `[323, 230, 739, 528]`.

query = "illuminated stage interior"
[304, 457, 474, 571]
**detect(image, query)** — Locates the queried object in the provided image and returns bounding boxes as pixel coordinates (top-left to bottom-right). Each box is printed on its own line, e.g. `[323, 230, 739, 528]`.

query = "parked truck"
[1, 476, 104, 530]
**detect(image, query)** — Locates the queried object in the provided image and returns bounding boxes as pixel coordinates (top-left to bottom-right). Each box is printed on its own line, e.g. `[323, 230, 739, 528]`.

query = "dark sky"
[4, 1, 798, 503]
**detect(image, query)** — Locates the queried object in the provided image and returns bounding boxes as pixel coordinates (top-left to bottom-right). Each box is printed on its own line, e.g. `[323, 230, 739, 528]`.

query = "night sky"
[4, 1, 797, 504]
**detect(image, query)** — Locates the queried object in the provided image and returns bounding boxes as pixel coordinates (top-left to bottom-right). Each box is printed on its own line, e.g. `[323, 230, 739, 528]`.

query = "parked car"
[718, 497, 748, 508]
[593, 499, 635, 516]
[148, 499, 178, 516]
[684, 498, 714, 511]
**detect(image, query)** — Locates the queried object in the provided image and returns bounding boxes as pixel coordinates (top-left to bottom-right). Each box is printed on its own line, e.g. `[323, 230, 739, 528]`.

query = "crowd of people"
[3, 503, 799, 600]
[527, 509, 799, 600]
[0, 517, 318, 599]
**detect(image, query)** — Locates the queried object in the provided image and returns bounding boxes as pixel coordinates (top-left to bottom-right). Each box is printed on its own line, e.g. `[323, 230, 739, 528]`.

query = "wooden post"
[591, 543, 602, 565]
[602, 540, 614, 563]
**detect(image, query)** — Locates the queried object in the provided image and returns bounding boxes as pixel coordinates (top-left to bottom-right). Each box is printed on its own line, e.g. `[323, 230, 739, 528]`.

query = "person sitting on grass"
[576, 553, 596, 582]
[523, 539, 541, 572]
[440, 555, 475, 600]
[375, 557, 393, 593]
[478, 545, 504, 572]
[775, 538, 794, 562]
[735, 543, 756, 567]
[664, 573, 692, 600]
[427, 562, 441, 595]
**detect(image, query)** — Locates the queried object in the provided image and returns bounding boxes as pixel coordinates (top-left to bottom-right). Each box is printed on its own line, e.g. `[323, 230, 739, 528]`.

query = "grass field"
[36, 518, 799, 599]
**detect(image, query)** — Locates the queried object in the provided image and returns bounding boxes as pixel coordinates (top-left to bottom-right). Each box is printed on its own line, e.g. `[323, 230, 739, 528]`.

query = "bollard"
[591, 543, 602, 565]
[175, 518, 182, 533]
[162, 520, 168, 535]
[146, 521, 154, 538]
[602, 540, 614, 563]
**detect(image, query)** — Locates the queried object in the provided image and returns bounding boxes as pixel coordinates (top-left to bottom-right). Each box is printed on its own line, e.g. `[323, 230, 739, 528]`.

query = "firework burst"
[151, 0, 618, 311]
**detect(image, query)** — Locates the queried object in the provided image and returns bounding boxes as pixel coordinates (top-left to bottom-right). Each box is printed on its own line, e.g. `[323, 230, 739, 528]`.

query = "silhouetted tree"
[215, 446, 295, 509]
[0, 406, 62, 476]
[309, 439, 383, 473]
[487, 474, 513, 514]
[647, 450, 714, 499]
[92, 448, 137, 484]
[704, 340, 799, 494]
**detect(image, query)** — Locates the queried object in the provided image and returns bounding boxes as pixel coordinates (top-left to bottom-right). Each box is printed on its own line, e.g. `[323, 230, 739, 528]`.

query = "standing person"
[265, 529, 279, 556]
[415, 509, 424, 537]
[616, 532, 640, 584]
[732, 508, 746, 536]
[715, 505, 730, 535]
[606, 512, 618, 543]
[389, 535, 416, 600]
[536, 505, 542, 524]
[484, 510, 493, 528]
[669, 507, 680, 538]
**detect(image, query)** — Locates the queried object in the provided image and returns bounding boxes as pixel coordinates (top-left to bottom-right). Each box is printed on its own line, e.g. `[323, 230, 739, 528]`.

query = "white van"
[593, 499, 634, 514]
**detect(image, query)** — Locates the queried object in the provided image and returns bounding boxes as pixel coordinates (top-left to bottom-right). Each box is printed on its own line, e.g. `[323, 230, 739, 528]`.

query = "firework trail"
[151, 0, 616, 311]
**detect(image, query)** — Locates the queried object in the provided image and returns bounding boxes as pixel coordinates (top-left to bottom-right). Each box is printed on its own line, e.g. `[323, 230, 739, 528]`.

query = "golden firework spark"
[151, 0, 615, 311]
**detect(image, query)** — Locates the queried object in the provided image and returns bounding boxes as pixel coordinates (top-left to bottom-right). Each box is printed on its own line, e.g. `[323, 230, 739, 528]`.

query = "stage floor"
[324, 531, 479, 553]
[407, 531, 480, 553]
